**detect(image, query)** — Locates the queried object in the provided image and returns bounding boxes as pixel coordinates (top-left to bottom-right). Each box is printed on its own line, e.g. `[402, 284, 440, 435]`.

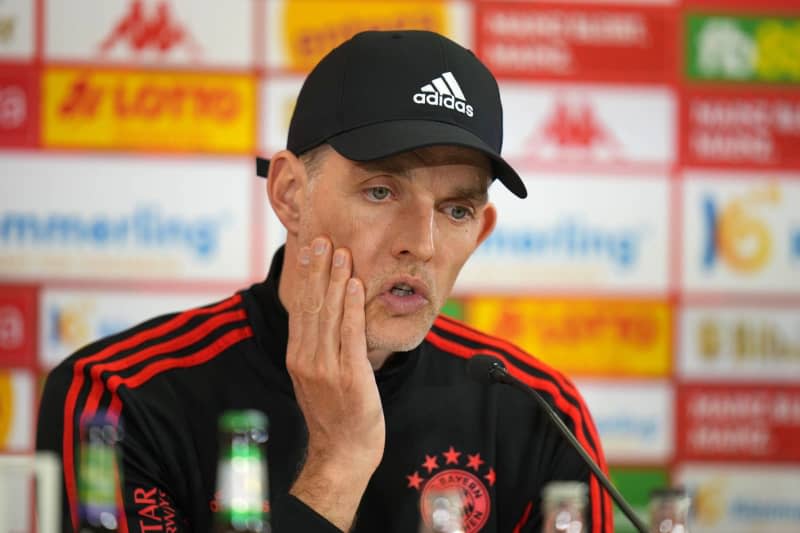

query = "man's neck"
[366, 350, 392, 371]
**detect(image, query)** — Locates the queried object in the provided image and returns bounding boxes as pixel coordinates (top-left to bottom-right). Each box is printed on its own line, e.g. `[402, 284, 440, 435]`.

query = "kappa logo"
[521, 98, 623, 164]
[98, 0, 202, 58]
[413, 72, 474, 117]
[407, 446, 493, 533]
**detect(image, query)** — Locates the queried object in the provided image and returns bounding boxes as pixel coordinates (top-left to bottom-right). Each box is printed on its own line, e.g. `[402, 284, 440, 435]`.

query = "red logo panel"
[0, 65, 38, 147]
[677, 383, 800, 463]
[681, 89, 800, 170]
[475, 1, 677, 82]
[0, 285, 37, 367]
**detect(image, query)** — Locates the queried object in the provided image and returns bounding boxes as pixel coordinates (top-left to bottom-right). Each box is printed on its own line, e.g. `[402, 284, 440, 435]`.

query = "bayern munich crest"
[406, 446, 495, 533]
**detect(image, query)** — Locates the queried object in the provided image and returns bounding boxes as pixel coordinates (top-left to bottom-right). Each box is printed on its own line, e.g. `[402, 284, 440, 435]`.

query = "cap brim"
[256, 121, 527, 199]
[327, 120, 527, 199]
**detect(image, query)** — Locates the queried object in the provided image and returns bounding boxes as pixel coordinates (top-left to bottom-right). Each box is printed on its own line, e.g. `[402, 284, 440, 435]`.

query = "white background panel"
[0, 0, 33, 59]
[45, 0, 254, 67]
[39, 288, 228, 369]
[577, 379, 673, 462]
[455, 175, 670, 293]
[260, 75, 304, 155]
[0, 153, 253, 282]
[682, 171, 800, 293]
[676, 464, 800, 533]
[500, 82, 676, 169]
[680, 305, 800, 382]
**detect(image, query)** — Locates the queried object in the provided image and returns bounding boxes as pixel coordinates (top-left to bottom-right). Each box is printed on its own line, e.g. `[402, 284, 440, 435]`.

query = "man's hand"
[286, 236, 385, 531]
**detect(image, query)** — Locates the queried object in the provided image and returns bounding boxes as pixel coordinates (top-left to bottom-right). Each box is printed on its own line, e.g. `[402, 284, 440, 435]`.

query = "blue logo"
[0, 205, 226, 259]
[730, 499, 800, 522]
[477, 217, 643, 269]
[595, 414, 658, 441]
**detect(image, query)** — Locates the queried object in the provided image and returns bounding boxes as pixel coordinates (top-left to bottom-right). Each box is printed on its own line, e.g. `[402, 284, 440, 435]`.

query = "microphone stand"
[488, 364, 649, 533]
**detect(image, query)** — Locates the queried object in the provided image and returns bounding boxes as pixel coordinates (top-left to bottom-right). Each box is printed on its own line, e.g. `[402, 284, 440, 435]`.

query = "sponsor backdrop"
[0, 0, 797, 531]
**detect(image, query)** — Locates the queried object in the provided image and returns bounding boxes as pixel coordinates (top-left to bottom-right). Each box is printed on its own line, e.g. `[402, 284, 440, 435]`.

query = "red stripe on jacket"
[434, 316, 611, 531]
[80, 309, 247, 426]
[62, 295, 242, 530]
[436, 315, 606, 462]
[427, 319, 611, 532]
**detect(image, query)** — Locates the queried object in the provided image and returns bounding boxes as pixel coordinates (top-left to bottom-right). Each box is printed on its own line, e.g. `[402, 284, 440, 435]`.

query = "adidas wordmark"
[412, 72, 474, 117]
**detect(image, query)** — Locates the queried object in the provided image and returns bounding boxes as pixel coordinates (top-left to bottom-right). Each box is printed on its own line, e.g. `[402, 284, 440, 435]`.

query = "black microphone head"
[466, 354, 507, 384]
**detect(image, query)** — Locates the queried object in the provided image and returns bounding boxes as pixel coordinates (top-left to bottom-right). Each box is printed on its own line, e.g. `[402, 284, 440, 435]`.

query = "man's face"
[296, 145, 496, 356]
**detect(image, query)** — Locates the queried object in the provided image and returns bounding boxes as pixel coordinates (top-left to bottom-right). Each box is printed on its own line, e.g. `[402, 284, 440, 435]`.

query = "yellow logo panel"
[0, 372, 13, 447]
[465, 298, 671, 377]
[282, 0, 450, 71]
[43, 68, 255, 153]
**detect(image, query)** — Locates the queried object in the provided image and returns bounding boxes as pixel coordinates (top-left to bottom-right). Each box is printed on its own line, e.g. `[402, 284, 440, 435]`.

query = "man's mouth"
[390, 282, 415, 297]
[380, 277, 429, 300]
[377, 277, 431, 315]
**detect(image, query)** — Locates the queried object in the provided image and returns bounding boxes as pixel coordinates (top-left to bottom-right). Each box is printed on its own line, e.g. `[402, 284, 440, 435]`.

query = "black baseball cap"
[256, 30, 526, 198]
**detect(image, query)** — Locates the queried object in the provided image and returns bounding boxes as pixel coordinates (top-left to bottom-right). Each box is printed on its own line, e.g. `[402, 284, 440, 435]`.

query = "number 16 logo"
[702, 184, 779, 274]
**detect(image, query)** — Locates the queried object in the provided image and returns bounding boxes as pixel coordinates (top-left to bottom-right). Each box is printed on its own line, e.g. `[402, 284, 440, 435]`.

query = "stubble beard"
[364, 268, 444, 353]
[364, 300, 438, 354]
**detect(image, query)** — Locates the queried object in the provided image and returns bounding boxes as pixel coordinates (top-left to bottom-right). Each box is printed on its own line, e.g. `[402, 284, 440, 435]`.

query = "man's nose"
[391, 202, 435, 262]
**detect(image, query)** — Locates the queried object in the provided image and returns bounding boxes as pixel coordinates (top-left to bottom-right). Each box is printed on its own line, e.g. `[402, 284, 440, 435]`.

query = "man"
[38, 30, 611, 532]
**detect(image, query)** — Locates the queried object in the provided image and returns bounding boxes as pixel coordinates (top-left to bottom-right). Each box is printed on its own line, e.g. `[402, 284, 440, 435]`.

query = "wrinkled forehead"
[353, 146, 493, 184]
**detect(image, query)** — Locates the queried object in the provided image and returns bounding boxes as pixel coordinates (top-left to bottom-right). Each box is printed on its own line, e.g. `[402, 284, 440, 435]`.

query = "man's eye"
[367, 187, 391, 201]
[448, 206, 471, 220]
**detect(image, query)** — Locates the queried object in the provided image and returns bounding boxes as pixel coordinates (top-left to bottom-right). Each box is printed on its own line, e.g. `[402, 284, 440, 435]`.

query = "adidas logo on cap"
[412, 72, 474, 117]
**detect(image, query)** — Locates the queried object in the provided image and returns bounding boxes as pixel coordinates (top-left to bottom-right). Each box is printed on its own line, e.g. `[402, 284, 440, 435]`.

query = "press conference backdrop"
[0, 0, 798, 531]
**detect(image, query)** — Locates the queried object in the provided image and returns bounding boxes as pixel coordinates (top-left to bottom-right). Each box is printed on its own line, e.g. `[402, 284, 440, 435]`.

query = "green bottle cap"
[218, 409, 268, 432]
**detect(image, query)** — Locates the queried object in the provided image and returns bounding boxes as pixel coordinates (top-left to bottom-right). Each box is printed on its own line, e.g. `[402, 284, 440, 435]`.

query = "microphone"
[467, 355, 648, 533]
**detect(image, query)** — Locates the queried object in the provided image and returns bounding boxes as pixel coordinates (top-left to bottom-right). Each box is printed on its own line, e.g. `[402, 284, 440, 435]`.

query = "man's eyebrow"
[354, 160, 411, 178]
[354, 159, 491, 202]
[448, 185, 489, 204]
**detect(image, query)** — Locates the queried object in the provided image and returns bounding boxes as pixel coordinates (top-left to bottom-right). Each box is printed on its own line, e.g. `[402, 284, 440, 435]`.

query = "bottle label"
[78, 441, 120, 528]
[216, 442, 268, 523]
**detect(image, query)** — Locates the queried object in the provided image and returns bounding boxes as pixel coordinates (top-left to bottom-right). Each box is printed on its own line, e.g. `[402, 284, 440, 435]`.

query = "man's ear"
[475, 202, 497, 249]
[266, 150, 307, 236]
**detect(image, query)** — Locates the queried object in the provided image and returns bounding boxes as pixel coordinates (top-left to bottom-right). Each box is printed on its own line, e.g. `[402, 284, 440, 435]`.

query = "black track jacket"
[37, 248, 612, 532]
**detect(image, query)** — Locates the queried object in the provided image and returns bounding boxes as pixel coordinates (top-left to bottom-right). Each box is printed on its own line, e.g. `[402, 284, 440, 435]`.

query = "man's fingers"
[302, 238, 332, 313]
[287, 245, 311, 372]
[341, 277, 367, 371]
[319, 248, 351, 358]
[298, 238, 332, 362]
